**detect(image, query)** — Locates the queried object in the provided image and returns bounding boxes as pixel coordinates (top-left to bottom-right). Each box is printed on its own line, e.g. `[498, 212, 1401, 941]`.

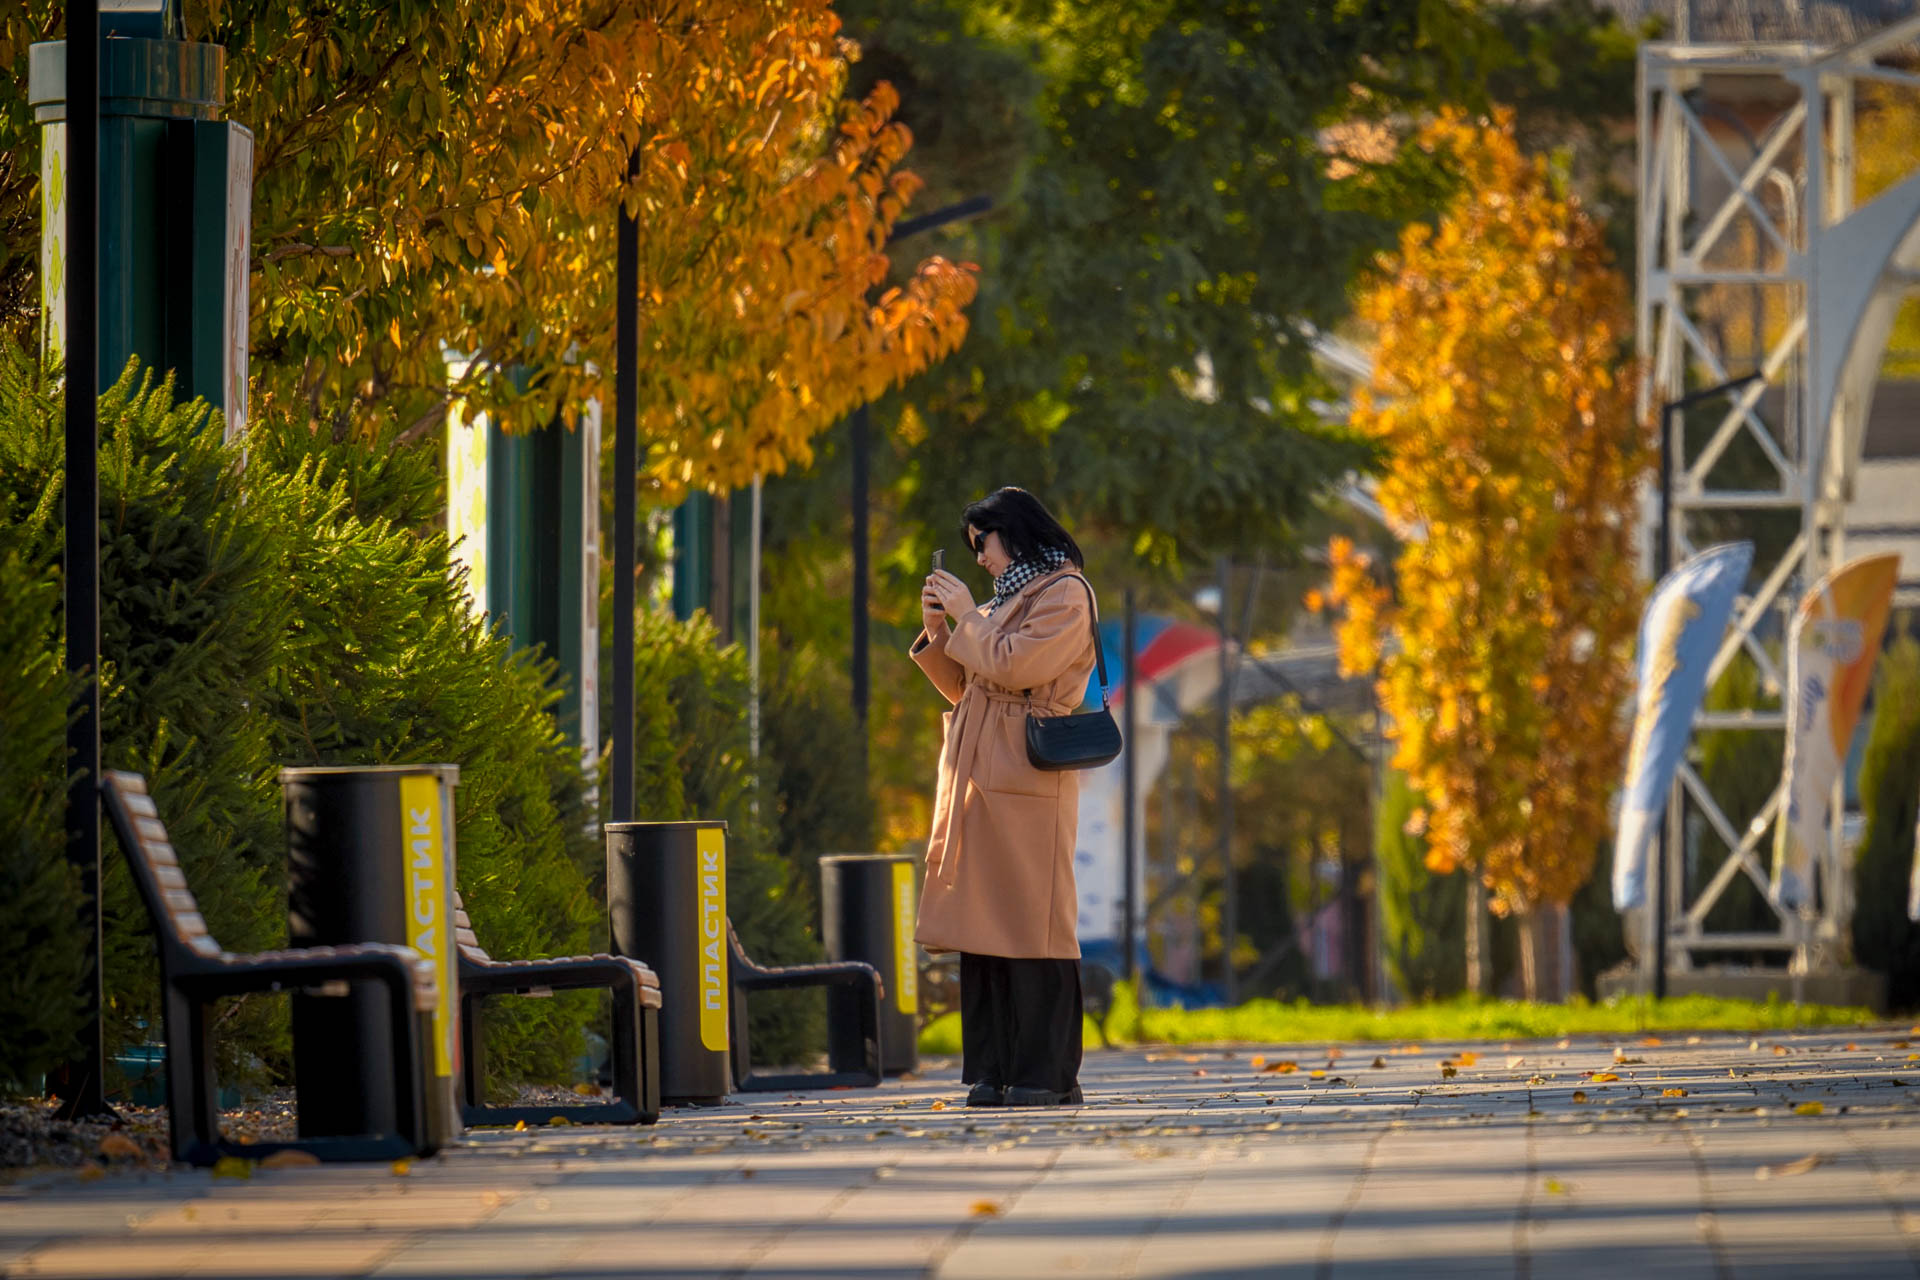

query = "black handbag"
[1024, 575, 1124, 771]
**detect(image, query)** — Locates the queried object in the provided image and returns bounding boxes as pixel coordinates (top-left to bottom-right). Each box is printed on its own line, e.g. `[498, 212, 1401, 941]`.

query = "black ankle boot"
[1004, 1084, 1083, 1107]
[966, 1082, 1005, 1107]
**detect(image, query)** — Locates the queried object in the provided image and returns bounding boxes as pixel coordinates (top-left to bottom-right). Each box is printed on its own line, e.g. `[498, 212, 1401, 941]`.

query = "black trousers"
[959, 952, 1083, 1094]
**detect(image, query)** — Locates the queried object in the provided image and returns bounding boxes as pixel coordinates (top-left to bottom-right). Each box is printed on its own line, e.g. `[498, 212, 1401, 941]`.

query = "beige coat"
[908, 566, 1099, 959]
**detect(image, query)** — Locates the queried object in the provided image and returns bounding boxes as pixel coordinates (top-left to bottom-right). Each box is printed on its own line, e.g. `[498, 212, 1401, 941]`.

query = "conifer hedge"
[1, 346, 832, 1092]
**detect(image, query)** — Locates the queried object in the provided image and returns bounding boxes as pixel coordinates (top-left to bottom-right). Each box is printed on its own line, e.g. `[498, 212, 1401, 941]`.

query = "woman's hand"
[921, 578, 948, 638]
[927, 570, 976, 618]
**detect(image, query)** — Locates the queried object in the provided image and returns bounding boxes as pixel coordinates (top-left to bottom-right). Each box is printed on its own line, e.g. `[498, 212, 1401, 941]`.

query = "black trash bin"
[605, 821, 731, 1103]
[820, 854, 920, 1076]
[283, 765, 462, 1151]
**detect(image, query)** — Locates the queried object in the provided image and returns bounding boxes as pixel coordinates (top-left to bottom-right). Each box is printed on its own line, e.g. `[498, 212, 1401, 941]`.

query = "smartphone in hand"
[929, 549, 945, 610]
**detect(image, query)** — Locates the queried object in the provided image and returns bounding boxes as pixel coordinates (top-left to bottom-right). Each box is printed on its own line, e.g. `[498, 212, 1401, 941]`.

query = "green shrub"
[1376, 769, 1464, 1000]
[0, 347, 598, 1090]
[607, 607, 825, 1065]
[247, 410, 600, 1086]
[0, 443, 86, 1090]
[1853, 632, 1920, 1009]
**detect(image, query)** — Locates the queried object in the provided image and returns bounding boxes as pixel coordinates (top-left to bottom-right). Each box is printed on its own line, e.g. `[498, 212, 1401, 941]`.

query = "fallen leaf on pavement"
[1456, 1052, 1479, 1067]
[1662, 1088, 1687, 1098]
[1371, 1057, 1386, 1069]
[1440, 1066, 1458, 1079]
[970, 1201, 1001, 1217]
[1261, 1061, 1298, 1074]
[1571, 1091, 1589, 1103]
[930, 1101, 948, 1110]
[1773, 1045, 1789, 1056]
[1794, 1102, 1825, 1116]
[260, 1150, 321, 1169]
[1756, 1154, 1827, 1180]
[1544, 1178, 1569, 1195]
[1639, 1037, 1663, 1047]
[1590, 1072, 1620, 1083]
[212, 1157, 253, 1180]
[391, 1159, 412, 1177]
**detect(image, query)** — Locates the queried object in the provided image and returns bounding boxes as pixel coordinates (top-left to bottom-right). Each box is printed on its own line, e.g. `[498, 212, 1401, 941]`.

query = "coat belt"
[929, 682, 1076, 887]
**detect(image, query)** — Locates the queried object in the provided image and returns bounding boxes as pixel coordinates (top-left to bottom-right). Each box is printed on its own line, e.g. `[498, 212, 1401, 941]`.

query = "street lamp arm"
[888, 195, 993, 246]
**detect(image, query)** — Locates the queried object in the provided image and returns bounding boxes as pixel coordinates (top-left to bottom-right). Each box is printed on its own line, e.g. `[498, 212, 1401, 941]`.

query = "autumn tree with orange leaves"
[0, 2, 976, 490]
[1327, 112, 1647, 1000]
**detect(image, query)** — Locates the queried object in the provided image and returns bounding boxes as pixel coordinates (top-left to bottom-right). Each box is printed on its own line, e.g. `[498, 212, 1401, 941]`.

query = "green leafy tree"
[1853, 632, 1920, 1008]
[1377, 769, 1465, 1001]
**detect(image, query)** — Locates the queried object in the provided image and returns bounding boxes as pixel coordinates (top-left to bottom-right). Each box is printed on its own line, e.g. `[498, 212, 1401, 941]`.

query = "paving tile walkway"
[6, 1028, 1920, 1278]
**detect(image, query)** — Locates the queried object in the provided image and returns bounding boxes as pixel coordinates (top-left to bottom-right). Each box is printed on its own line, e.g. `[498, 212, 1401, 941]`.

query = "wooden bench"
[727, 920, 882, 1092]
[455, 894, 662, 1126]
[100, 771, 438, 1166]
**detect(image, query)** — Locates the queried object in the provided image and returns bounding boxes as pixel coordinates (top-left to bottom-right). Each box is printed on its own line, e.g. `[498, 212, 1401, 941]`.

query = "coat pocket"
[983, 707, 1060, 797]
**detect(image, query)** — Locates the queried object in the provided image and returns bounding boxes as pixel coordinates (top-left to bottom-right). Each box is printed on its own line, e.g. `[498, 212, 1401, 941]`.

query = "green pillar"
[30, 1, 252, 436]
[670, 491, 753, 644]
[671, 493, 715, 628]
[446, 394, 600, 758]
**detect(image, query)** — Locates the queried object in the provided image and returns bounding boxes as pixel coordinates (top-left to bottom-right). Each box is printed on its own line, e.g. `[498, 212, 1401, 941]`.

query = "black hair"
[960, 487, 1084, 569]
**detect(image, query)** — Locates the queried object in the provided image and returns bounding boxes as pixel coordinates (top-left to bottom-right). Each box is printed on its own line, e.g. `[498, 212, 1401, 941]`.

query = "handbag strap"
[1023, 573, 1110, 709]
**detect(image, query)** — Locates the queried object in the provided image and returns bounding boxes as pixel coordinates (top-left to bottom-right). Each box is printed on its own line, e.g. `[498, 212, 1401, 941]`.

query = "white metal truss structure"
[1637, 16, 1920, 976]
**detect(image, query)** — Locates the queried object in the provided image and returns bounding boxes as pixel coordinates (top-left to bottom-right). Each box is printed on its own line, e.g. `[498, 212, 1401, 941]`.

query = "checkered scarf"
[986, 546, 1069, 615]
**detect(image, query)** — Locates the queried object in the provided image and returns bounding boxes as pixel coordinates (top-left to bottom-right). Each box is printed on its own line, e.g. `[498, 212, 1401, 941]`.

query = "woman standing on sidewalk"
[910, 487, 1099, 1107]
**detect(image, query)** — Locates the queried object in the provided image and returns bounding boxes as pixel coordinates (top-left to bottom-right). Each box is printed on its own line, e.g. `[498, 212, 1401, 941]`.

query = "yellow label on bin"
[397, 773, 454, 1078]
[697, 828, 729, 1052]
[893, 861, 918, 1015]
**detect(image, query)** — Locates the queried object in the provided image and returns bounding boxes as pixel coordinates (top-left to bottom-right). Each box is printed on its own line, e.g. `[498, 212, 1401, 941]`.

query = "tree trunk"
[1518, 903, 1574, 1002]
[1558, 901, 1576, 999]
[1465, 874, 1489, 997]
[1519, 906, 1539, 1002]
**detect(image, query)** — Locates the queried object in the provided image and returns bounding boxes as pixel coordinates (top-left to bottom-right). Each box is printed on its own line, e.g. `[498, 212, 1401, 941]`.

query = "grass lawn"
[916, 987, 1884, 1055]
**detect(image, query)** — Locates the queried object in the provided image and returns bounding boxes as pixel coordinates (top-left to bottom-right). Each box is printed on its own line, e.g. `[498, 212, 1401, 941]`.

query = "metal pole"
[610, 147, 639, 824]
[1653, 400, 1675, 999]
[849, 402, 870, 785]
[55, 0, 110, 1123]
[1121, 588, 1138, 983]
[1215, 557, 1235, 1005]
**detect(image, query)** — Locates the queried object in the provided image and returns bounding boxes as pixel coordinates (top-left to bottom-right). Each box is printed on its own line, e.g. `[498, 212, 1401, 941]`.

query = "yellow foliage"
[180, 0, 977, 483]
[1325, 111, 1649, 914]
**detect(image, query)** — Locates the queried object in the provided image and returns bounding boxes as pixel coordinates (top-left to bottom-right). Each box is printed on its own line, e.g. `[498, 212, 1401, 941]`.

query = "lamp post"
[1651, 371, 1764, 998]
[1121, 588, 1138, 983]
[849, 195, 991, 782]
[56, 0, 108, 1122]
[610, 146, 640, 824]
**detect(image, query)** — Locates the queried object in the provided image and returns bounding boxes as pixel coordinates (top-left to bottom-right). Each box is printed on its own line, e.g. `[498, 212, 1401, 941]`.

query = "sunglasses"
[968, 528, 996, 555]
